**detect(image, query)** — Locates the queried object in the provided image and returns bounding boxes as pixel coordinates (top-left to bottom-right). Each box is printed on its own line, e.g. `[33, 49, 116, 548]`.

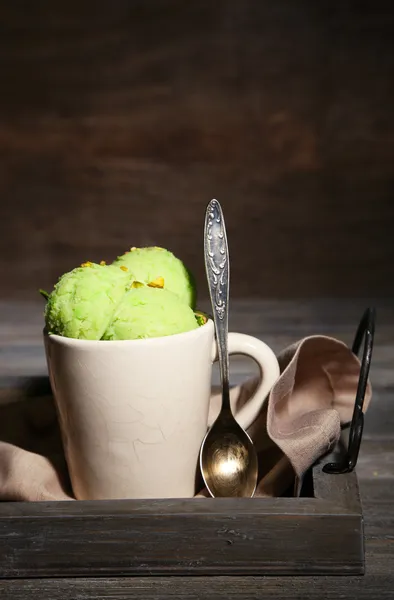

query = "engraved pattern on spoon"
[206, 199, 228, 320]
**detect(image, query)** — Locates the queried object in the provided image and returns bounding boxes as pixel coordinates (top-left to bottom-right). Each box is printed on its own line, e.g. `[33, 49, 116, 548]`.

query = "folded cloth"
[0, 335, 371, 502]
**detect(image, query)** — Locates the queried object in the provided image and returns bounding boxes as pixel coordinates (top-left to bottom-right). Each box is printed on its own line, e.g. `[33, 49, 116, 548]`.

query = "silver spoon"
[199, 199, 258, 498]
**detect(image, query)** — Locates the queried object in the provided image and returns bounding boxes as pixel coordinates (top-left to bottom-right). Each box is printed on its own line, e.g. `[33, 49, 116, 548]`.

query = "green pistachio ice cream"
[45, 262, 133, 340]
[103, 286, 199, 341]
[113, 247, 196, 308]
[43, 246, 201, 341]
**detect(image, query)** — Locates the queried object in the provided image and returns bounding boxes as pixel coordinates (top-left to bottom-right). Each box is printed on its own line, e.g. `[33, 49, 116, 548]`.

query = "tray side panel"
[312, 446, 363, 514]
[0, 504, 363, 577]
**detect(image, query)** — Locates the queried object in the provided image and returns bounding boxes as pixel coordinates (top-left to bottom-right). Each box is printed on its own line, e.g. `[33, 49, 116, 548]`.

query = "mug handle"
[212, 333, 280, 431]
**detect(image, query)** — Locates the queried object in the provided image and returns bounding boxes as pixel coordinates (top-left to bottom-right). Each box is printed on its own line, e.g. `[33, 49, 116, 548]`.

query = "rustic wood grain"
[0, 461, 364, 577]
[313, 466, 362, 514]
[2, 573, 394, 600]
[0, 470, 392, 599]
[0, 1, 393, 298]
[0, 431, 364, 578]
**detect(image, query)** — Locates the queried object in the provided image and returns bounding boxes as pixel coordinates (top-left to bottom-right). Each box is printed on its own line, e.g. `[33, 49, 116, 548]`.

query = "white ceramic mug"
[44, 319, 279, 500]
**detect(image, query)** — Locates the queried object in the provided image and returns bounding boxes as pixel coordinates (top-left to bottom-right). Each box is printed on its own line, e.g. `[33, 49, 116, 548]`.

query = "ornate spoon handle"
[204, 199, 231, 411]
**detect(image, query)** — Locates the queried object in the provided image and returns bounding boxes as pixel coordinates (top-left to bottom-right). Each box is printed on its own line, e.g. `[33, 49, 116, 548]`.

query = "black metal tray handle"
[323, 307, 376, 474]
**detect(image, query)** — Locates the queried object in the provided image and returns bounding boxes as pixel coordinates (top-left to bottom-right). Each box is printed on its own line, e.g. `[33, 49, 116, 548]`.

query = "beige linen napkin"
[0, 335, 371, 501]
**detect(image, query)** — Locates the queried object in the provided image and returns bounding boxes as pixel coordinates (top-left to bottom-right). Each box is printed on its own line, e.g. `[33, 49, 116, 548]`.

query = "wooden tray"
[0, 449, 364, 578]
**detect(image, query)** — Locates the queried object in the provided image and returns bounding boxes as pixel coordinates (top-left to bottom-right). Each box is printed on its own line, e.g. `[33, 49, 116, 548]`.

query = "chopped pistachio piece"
[195, 311, 208, 326]
[147, 276, 165, 289]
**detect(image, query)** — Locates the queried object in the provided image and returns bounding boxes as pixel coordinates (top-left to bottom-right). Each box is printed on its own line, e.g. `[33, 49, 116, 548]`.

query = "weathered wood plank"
[0, 2, 393, 298]
[2, 574, 394, 600]
[0, 499, 363, 577]
[0, 447, 363, 578]
[1, 474, 392, 599]
[0, 496, 354, 518]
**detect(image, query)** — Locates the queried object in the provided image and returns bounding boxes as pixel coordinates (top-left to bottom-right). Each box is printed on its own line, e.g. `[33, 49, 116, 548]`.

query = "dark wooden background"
[0, 1, 393, 299]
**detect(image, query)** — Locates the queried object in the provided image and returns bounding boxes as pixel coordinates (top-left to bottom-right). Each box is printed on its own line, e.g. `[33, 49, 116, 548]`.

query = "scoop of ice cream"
[45, 262, 133, 340]
[102, 285, 199, 340]
[113, 247, 196, 308]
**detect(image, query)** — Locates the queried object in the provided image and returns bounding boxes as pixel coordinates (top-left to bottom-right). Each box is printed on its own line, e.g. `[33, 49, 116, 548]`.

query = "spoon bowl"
[199, 199, 259, 498]
[200, 411, 258, 498]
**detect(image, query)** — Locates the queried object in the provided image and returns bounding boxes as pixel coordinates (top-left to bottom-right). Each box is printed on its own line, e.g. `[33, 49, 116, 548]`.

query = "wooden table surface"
[0, 299, 393, 599]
